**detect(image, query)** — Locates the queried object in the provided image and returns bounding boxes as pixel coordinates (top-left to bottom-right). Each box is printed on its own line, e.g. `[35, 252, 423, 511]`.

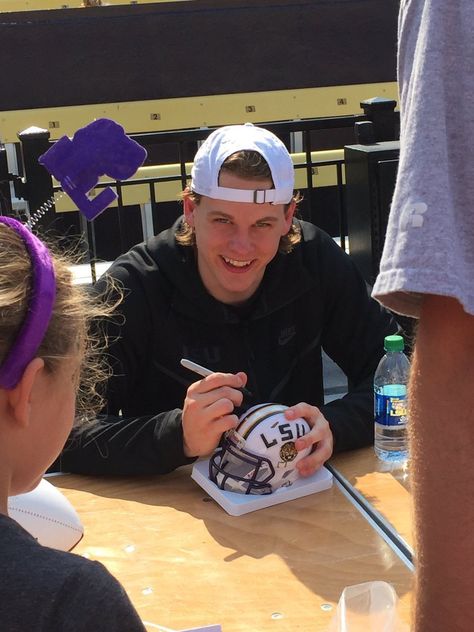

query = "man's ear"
[183, 191, 196, 227]
[6, 358, 45, 428]
[282, 200, 296, 235]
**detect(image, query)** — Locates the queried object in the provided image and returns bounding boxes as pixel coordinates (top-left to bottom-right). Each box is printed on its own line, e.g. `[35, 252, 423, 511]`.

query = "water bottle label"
[375, 393, 407, 427]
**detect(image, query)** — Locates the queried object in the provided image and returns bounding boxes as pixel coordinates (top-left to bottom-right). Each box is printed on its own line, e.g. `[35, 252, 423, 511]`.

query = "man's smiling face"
[184, 171, 295, 305]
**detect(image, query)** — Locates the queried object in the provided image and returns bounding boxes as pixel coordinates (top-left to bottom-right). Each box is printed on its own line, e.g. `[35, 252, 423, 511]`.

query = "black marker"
[180, 358, 253, 399]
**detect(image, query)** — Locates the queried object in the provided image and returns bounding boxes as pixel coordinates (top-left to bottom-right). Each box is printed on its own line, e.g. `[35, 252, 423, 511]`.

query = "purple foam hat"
[38, 118, 147, 220]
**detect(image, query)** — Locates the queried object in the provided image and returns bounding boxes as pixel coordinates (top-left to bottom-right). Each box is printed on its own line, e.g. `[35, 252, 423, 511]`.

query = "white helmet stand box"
[192, 458, 333, 516]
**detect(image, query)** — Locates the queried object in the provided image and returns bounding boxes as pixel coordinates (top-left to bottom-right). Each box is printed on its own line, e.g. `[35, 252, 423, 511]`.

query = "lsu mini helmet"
[209, 403, 312, 495]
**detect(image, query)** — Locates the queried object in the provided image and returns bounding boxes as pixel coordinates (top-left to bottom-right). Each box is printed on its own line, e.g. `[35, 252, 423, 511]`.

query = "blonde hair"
[176, 149, 302, 254]
[0, 224, 119, 424]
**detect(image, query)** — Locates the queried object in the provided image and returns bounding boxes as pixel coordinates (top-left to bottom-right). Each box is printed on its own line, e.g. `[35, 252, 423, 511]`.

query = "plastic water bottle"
[374, 334, 410, 463]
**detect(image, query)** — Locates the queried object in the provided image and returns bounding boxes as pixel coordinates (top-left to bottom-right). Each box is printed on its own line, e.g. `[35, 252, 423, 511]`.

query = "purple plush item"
[38, 118, 147, 220]
[0, 217, 56, 390]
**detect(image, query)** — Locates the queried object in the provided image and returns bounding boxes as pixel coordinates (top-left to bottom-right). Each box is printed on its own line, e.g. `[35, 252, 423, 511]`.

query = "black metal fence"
[3, 98, 399, 283]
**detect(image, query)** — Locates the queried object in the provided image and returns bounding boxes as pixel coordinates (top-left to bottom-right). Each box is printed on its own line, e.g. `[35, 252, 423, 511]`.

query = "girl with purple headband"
[0, 217, 146, 631]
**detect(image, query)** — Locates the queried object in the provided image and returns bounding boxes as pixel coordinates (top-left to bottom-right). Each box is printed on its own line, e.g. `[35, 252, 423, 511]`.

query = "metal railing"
[6, 98, 399, 283]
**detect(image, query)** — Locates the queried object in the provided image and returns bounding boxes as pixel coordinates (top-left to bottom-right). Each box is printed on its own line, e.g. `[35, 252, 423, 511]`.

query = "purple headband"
[0, 217, 56, 389]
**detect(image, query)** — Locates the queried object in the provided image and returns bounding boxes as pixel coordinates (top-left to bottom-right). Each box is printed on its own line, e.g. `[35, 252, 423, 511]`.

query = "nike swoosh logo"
[278, 331, 296, 346]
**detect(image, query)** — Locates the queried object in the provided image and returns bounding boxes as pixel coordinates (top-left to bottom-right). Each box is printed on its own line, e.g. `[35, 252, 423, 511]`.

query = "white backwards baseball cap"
[190, 123, 294, 205]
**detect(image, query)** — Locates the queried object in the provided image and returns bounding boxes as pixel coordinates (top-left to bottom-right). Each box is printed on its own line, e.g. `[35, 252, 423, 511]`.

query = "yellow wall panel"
[0, 83, 398, 143]
[0, 0, 184, 11]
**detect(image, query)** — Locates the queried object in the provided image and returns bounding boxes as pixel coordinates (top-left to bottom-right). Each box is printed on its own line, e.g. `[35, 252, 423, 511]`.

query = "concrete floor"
[322, 350, 348, 403]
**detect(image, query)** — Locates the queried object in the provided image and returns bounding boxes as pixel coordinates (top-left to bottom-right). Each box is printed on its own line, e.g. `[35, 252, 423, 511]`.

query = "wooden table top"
[54, 464, 412, 632]
[329, 447, 414, 556]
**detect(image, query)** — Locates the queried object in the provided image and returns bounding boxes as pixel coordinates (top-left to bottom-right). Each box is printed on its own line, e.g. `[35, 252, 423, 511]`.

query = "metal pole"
[17, 126, 54, 229]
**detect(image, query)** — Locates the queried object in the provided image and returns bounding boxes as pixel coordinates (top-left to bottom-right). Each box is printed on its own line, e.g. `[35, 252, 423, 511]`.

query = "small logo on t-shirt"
[400, 201, 428, 230]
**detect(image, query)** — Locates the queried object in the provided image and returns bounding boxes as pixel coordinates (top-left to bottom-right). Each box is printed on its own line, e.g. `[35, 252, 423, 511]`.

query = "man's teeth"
[223, 257, 251, 267]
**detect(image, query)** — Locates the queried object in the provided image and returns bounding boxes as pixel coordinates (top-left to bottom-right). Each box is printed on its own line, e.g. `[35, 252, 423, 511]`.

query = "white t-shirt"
[372, 0, 474, 317]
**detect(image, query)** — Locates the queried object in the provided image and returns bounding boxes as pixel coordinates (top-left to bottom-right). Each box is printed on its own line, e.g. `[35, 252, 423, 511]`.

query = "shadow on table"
[55, 464, 412, 604]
